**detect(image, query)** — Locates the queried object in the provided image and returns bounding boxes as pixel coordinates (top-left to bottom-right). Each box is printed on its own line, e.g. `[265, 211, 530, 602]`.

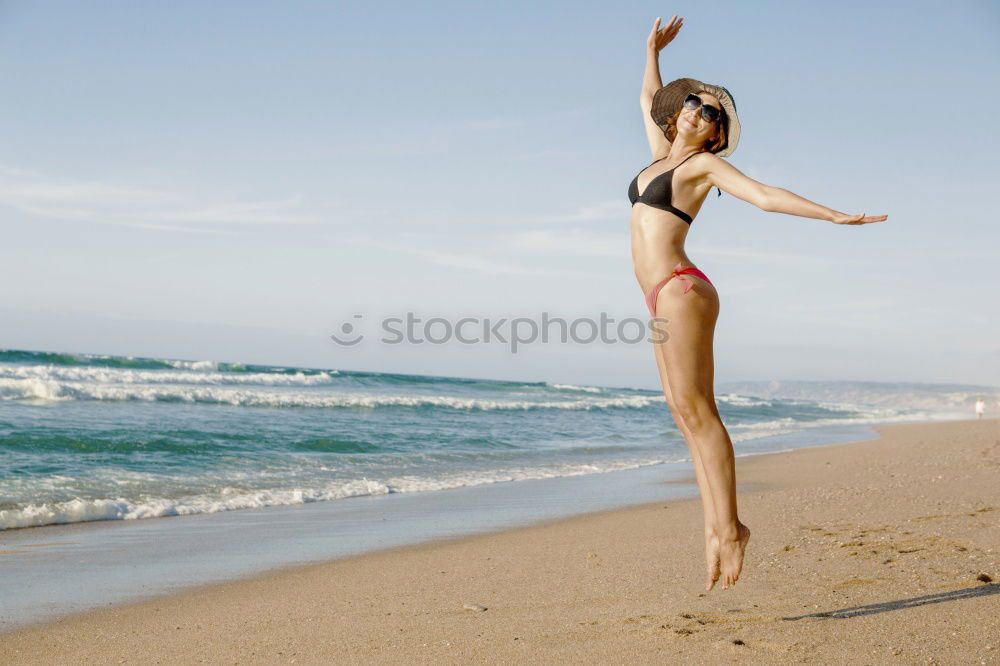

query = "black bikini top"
[628, 151, 720, 224]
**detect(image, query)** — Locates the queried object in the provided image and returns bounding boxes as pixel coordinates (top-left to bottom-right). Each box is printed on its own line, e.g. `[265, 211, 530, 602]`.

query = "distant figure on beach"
[631, 15, 887, 591]
[975, 398, 985, 419]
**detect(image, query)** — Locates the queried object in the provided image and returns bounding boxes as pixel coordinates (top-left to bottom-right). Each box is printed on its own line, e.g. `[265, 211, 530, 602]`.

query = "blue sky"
[1, 0, 998, 390]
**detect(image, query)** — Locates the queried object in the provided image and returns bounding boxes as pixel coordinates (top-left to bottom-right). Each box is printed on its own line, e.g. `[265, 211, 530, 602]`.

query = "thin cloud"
[343, 234, 601, 278]
[721, 278, 773, 295]
[533, 200, 624, 224]
[688, 244, 860, 269]
[128, 222, 240, 236]
[508, 149, 579, 162]
[508, 228, 623, 257]
[0, 166, 318, 230]
[504, 227, 850, 271]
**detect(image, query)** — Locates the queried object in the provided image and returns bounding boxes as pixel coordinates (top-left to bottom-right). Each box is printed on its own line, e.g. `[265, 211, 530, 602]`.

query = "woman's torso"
[628, 151, 714, 294]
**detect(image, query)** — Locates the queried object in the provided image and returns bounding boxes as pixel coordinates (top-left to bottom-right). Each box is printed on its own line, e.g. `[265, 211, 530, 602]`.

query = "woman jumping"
[630, 15, 887, 591]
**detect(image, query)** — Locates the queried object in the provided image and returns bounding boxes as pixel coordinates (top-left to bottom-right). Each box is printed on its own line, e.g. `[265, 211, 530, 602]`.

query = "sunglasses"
[682, 93, 723, 124]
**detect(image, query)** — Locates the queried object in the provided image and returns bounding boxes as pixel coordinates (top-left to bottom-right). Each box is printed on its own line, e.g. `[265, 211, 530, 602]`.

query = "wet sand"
[3, 418, 998, 664]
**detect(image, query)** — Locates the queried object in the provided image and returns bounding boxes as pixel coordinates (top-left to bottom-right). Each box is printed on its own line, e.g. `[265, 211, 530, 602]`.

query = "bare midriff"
[630, 193, 713, 295]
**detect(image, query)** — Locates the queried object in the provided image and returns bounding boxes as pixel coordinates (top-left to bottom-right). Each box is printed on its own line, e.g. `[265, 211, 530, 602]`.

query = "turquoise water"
[0, 348, 986, 531]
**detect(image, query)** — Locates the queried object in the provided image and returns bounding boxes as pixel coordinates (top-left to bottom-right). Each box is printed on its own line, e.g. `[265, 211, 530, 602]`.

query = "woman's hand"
[647, 15, 683, 54]
[830, 212, 889, 225]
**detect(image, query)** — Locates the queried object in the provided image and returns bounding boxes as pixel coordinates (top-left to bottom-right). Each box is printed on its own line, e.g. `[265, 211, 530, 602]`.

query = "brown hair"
[662, 98, 729, 154]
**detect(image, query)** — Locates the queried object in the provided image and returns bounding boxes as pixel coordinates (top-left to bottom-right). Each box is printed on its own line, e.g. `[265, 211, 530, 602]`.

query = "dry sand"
[3, 418, 999, 665]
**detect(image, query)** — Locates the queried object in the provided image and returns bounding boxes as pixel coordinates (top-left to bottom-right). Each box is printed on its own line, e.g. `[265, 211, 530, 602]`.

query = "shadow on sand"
[783, 583, 999, 620]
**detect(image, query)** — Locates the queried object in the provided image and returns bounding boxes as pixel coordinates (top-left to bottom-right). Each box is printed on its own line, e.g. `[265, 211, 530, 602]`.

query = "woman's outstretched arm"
[703, 153, 889, 226]
[768, 188, 888, 225]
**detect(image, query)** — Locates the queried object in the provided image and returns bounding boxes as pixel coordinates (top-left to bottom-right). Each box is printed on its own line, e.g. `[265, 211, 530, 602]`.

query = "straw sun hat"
[650, 77, 741, 158]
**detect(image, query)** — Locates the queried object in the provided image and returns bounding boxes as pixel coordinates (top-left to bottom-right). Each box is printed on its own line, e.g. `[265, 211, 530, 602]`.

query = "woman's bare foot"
[718, 522, 751, 590]
[705, 530, 722, 591]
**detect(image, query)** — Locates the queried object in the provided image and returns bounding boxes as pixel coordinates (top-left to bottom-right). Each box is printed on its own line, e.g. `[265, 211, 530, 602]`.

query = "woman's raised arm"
[641, 16, 681, 99]
[640, 16, 683, 158]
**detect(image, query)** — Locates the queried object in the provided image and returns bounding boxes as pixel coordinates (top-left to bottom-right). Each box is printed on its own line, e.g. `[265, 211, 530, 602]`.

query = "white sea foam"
[0, 457, 682, 531]
[165, 359, 222, 371]
[551, 383, 603, 393]
[717, 380, 999, 415]
[716, 393, 770, 407]
[0, 377, 660, 410]
[0, 364, 338, 387]
[84, 355, 292, 373]
[725, 410, 951, 443]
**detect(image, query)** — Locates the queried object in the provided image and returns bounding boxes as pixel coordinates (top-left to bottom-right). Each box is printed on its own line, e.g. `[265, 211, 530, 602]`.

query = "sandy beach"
[3, 417, 998, 664]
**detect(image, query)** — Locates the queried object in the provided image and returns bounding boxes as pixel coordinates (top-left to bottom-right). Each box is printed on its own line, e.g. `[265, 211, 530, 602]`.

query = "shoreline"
[2, 417, 887, 533]
[3, 418, 998, 663]
[0, 420, 885, 633]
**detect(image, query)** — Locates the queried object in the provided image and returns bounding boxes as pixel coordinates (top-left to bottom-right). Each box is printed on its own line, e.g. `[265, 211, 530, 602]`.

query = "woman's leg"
[652, 342, 722, 590]
[654, 276, 750, 590]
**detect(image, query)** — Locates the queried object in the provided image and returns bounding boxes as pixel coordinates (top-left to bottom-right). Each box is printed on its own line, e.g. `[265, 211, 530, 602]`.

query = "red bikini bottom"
[645, 262, 714, 317]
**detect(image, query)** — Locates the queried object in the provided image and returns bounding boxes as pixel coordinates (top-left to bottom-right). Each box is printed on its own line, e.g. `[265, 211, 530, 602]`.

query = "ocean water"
[0, 348, 991, 532]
